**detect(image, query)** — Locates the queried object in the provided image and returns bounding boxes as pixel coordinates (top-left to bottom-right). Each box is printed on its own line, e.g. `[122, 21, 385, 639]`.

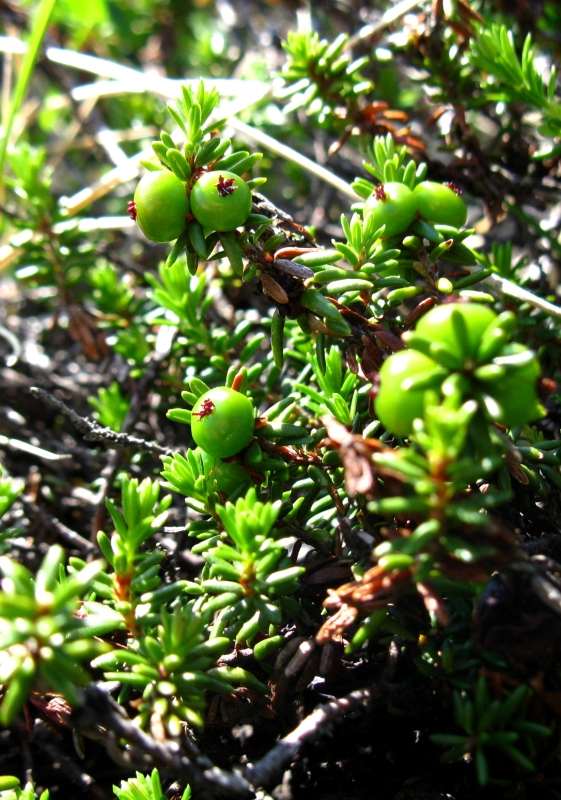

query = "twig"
[33, 720, 108, 800]
[89, 325, 177, 538]
[58, 150, 148, 217]
[20, 495, 97, 555]
[74, 685, 254, 799]
[29, 387, 174, 457]
[0, 322, 21, 366]
[485, 273, 561, 320]
[346, 0, 421, 49]
[73, 681, 376, 798]
[46, 47, 268, 101]
[244, 686, 374, 789]
[0, 433, 71, 461]
[227, 117, 358, 201]
[49, 124, 159, 154]
[283, 520, 332, 558]
[13, 720, 34, 786]
[55, 215, 135, 232]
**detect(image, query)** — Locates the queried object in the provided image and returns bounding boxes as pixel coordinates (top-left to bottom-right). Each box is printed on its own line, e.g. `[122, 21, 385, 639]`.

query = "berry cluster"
[184, 386, 256, 496]
[132, 169, 252, 243]
[364, 180, 468, 239]
[375, 303, 544, 436]
[127, 82, 264, 269]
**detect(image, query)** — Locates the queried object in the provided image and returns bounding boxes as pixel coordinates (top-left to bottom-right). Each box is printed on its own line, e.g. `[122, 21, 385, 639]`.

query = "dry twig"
[29, 387, 174, 458]
[74, 685, 254, 800]
[20, 495, 97, 555]
[244, 687, 374, 789]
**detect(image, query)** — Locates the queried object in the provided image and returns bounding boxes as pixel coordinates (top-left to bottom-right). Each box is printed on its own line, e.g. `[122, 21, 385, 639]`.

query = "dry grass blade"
[0, 0, 57, 188]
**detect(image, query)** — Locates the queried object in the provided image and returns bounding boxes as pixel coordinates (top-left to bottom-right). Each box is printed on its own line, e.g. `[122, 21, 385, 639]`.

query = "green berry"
[363, 182, 417, 238]
[197, 448, 252, 497]
[134, 171, 188, 242]
[483, 344, 544, 426]
[375, 349, 439, 437]
[413, 181, 468, 228]
[190, 171, 252, 231]
[414, 303, 497, 363]
[191, 387, 255, 458]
